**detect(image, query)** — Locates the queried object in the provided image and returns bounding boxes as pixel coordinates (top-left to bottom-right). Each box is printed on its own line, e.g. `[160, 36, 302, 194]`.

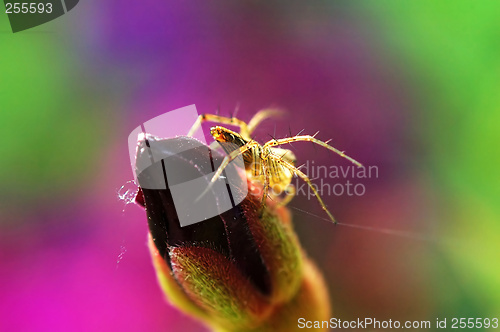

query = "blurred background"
[1, 1, 499, 331]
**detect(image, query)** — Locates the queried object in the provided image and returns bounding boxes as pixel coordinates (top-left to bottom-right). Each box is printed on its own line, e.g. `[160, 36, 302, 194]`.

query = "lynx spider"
[187, 109, 363, 224]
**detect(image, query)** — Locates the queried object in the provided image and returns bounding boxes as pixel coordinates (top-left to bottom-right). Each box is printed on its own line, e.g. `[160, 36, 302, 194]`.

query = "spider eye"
[210, 127, 225, 141]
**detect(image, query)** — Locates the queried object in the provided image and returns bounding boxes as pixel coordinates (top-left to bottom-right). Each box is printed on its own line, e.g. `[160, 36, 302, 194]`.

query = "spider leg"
[267, 153, 337, 224]
[260, 156, 270, 211]
[194, 140, 259, 202]
[187, 114, 251, 138]
[247, 109, 285, 136]
[263, 135, 363, 168]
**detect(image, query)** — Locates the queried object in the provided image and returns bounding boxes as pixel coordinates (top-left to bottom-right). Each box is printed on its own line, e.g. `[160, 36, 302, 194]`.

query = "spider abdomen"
[243, 147, 295, 197]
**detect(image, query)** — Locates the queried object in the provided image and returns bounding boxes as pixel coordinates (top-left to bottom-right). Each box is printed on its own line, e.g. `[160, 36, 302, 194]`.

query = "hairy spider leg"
[260, 155, 271, 210]
[267, 153, 337, 224]
[268, 149, 296, 207]
[188, 109, 284, 140]
[263, 135, 363, 168]
[188, 114, 252, 139]
[246, 109, 284, 135]
[194, 140, 260, 202]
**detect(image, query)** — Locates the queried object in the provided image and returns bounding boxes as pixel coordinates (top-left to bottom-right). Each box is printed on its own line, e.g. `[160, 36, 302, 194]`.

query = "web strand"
[288, 205, 439, 243]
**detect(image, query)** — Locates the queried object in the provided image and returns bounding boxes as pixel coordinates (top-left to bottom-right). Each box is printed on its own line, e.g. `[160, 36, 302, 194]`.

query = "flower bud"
[135, 135, 330, 331]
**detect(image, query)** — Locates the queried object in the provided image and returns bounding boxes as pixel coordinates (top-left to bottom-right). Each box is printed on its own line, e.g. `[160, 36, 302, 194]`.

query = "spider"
[187, 109, 363, 224]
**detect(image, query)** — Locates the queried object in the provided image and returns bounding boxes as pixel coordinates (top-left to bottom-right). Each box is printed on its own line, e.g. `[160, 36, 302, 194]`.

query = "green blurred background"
[1, 1, 499, 330]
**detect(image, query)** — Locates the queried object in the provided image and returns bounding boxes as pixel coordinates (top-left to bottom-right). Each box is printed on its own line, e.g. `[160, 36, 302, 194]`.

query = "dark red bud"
[135, 135, 271, 295]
